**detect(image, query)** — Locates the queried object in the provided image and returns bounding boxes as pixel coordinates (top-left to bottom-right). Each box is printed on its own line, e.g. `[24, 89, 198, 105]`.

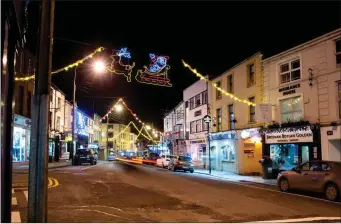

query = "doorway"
[301, 146, 309, 164]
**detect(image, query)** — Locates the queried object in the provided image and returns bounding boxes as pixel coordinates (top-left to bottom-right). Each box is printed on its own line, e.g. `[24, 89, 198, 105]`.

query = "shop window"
[270, 144, 299, 171]
[216, 108, 222, 131]
[279, 59, 301, 84]
[222, 145, 235, 162]
[228, 104, 235, 130]
[249, 97, 255, 123]
[280, 96, 302, 122]
[216, 81, 222, 100]
[247, 63, 255, 87]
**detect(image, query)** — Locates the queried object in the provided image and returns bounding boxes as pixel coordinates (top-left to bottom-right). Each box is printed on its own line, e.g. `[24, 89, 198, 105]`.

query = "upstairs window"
[216, 81, 222, 100]
[216, 108, 222, 131]
[202, 91, 208, 104]
[336, 39, 341, 65]
[247, 63, 255, 87]
[280, 59, 301, 84]
[249, 97, 256, 123]
[227, 74, 234, 93]
[280, 96, 303, 122]
[195, 94, 201, 107]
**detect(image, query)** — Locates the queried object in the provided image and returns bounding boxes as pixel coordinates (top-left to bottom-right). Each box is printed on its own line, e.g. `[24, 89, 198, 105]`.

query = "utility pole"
[1, 11, 17, 223]
[206, 78, 211, 174]
[27, 0, 55, 222]
[71, 67, 77, 164]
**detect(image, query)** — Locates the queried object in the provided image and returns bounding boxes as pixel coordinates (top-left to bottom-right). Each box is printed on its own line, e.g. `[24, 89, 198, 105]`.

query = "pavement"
[11, 160, 341, 223]
[13, 160, 71, 174]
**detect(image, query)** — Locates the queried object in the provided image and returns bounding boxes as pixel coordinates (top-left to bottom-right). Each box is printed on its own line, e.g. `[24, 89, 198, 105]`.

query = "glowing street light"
[93, 61, 106, 73]
[115, 104, 123, 112]
[154, 133, 158, 138]
[145, 125, 151, 130]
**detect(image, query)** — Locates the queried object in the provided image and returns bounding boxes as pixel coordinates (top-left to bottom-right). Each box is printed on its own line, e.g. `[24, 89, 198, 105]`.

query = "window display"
[270, 144, 299, 170]
[222, 145, 235, 161]
[13, 127, 26, 162]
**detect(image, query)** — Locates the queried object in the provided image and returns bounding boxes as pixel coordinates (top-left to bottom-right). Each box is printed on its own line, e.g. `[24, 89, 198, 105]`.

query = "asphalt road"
[12, 161, 341, 223]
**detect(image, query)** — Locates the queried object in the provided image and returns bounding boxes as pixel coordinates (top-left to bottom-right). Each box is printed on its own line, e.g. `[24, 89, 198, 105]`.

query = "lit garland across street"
[100, 98, 164, 136]
[106, 48, 135, 82]
[182, 60, 256, 107]
[15, 47, 105, 81]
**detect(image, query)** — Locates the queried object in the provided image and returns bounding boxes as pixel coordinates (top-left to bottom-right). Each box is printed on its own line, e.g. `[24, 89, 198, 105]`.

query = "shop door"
[301, 146, 309, 164]
[13, 127, 26, 162]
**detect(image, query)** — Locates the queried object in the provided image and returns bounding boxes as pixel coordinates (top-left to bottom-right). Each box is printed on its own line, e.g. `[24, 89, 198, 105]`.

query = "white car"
[156, 155, 176, 168]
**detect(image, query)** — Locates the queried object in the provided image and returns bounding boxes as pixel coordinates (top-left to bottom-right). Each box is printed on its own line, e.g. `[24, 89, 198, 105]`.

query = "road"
[12, 161, 341, 223]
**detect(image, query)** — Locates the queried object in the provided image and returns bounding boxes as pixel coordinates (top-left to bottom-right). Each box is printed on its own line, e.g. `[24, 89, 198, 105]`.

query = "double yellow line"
[13, 177, 59, 190]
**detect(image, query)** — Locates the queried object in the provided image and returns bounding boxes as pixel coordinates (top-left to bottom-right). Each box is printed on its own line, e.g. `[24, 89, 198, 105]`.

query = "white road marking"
[11, 211, 21, 223]
[76, 209, 131, 220]
[255, 216, 341, 223]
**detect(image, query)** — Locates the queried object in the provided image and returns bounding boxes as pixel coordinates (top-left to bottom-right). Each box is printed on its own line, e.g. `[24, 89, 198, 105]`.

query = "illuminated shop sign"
[240, 128, 260, 140]
[265, 129, 313, 144]
[210, 131, 236, 141]
[76, 111, 89, 136]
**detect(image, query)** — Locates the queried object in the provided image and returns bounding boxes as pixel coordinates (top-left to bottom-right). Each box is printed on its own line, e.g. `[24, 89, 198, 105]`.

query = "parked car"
[168, 156, 194, 173]
[73, 148, 97, 165]
[277, 160, 341, 201]
[156, 155, 177, 168]
[142, 152, 159, 165]
[108, 152, 116, 161]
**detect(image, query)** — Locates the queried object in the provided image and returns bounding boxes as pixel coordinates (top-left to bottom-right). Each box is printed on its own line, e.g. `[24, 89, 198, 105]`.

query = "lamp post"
[71, 61, 106, 164]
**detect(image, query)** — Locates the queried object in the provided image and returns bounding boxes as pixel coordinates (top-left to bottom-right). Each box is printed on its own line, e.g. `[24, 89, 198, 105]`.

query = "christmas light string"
[100, 98, 165, 136]
[182, 60, 256, 107]
[15, 47, 105, 81]
[106, 48, 135, 82]
[130, 122, 159, 144]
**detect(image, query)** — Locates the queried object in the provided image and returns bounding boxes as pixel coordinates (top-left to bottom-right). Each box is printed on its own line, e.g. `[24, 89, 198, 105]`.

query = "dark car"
[73, 148, 97, 165]
[168, 156, 194, 173]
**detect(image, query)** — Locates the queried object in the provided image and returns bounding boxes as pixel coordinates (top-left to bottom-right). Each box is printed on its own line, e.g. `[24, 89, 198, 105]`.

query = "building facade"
[101, 123, 131, 153]
[183, 79, 209, 167]
[130, 133, 138, 152]
[262, 28, 341, 171]
[208, 53, 264, 175]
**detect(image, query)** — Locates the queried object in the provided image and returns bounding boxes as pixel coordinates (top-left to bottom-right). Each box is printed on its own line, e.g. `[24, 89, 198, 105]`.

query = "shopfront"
[12, 115, 31, 162]
[187, 139, 207, 168]
[263, 126, 321, 171]
[209, 131, 237, 173]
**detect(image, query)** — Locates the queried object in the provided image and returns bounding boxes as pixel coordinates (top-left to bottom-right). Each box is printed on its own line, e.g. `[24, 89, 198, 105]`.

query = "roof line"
[263, 28, 341, 63]
[211, 51, 262, 81]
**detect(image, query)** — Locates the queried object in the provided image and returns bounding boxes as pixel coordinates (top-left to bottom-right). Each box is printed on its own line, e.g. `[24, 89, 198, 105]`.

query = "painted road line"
[48, 177, 59, 188]
[11, 211, 21, 223]
[254, 216, 341, 223]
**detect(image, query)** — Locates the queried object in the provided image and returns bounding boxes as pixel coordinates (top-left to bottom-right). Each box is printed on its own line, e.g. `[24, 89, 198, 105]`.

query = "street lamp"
[145, 125, 151, 130]
[115, 104, 123, 112]
[71, 60, 106, 164]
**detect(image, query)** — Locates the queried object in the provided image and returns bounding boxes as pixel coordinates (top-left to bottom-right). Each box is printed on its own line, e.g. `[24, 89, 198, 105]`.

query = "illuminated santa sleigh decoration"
[106, 48, 135, 82]
[135, 53, 172, 87]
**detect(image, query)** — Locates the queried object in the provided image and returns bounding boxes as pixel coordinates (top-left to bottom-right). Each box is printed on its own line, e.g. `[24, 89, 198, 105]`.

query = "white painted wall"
[320, 126, 341, 162]
[263, 29, 341, 125]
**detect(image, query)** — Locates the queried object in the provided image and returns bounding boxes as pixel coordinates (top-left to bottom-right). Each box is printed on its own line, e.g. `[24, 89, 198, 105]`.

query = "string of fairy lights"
[182, 60, 256, 107]
[15, 47, 105, 81]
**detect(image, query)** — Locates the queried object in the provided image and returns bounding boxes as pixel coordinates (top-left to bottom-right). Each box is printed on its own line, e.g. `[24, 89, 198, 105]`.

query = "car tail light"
[88, 151, 92, 155]
[176, 161, 180, 165]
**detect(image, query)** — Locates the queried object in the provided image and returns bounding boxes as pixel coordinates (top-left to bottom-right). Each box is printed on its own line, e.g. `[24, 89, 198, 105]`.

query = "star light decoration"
[106, 48, 135, 82]
[135, 53, 172, 87]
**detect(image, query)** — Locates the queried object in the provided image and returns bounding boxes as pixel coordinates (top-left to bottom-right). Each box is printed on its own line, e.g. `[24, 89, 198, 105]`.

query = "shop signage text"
[327, 131, 333, 136]
[190, 139, 206, 144]
[279, 84, 300, 92]
[210, 131, 236, 141]
[265, 129, 313, 144]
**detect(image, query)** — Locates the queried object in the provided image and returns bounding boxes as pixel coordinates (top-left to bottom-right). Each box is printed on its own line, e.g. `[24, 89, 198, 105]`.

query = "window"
[27, 91, 31, 118]
[228, 104, 235, 130]
[57, 97, 61, 109]
[50, 89, 53, 102]
[189, 98, 194, 110]
[247, 63, 255, 87]
[195, 94, 201, 107]
[190, 121, 195, 134]
[195, 120, 201, 133]
[336, 39, 341, 65]
[249, 97, 255, 123]
[222, 145, 235, 162]
[338, 81, 341, 119]
[279, 59, 301, 84]
[202, 91, 208, 104]
[18, 86, 24, 115]
[56, 116, 60, 129]
[280, 96, 303, 122]
[216, 108, 222, 131]
[227, 74, 233, 93]
[49, 111, 52, 128]
[216, 81, 222, 100]
[108, 125, 113, 129]
[108, 132, 114, 138]
[202, 119, 208, 131]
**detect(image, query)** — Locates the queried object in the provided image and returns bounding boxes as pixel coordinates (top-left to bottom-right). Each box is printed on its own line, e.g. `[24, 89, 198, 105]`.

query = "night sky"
[27, 1, 340, 131]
